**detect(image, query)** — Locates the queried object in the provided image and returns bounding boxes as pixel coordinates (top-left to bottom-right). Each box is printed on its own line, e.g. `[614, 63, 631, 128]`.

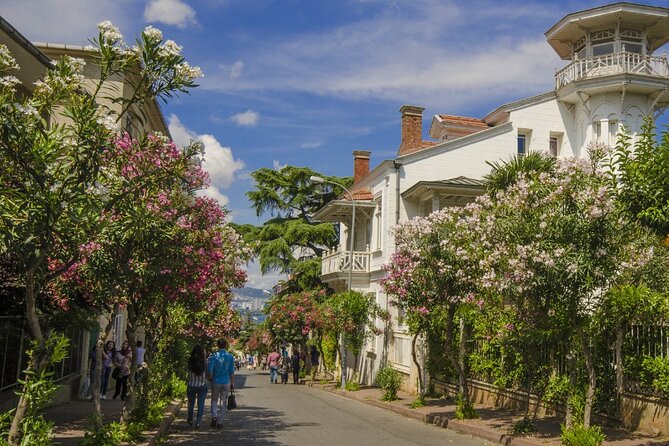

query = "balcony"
[321, 248, 370, 275]
[555, 51, 669, 89]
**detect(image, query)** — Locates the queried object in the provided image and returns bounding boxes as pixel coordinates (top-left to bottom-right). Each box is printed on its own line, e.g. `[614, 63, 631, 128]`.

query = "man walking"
[208, 339, 234, 428]
[267, 348, 280, 384]
[291, 349, 301, 384]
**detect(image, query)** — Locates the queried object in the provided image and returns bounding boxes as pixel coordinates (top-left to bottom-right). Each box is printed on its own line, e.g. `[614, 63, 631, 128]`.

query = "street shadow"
[168, 404, 302, 445]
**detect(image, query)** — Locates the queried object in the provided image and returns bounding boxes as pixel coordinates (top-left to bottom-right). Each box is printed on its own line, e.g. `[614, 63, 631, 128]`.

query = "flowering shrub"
[266, 290, 325, 343]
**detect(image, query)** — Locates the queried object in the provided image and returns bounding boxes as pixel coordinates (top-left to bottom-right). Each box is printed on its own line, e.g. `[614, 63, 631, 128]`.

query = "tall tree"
[241, 166, 351, 290]
[0, 22, 201, 444]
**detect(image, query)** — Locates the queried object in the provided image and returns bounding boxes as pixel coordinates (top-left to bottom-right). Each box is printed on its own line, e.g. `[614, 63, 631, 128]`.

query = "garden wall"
[432, 379, 669, 436]
[621, 393, 669, 436]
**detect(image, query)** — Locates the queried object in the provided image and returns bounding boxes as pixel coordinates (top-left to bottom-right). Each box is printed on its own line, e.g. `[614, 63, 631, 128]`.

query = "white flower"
[175, 62, 203, 81]
[97, 114, 119, 133]
[67, 57, 86, 73]
[17, 103, 38, 117]
[0, 44, 18, 71]
[0, 76, 20, 88]
[97, 20, 123, 44]
[143, 26, 163, 42]
[160, 40, 182, 57]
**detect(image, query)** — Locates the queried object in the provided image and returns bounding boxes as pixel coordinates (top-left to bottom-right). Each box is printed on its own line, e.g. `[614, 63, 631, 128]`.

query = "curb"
[306, 382, 551, 446]
[132, 398, 184, 446]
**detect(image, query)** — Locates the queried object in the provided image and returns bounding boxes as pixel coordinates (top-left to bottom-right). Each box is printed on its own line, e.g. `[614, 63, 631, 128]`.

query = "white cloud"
[198, 187, 229, 207]
[231, 110, 259, 127]
[229, 61, 244, 80]
[272, 160, 286, 171]
[144, 0, 197, 29]
[199, 0, 563, 110]
[299, 142, 323, 149]
[1, 0, 134, 45]
[168, 114, 245, 206]
[243, 260, 287, 290]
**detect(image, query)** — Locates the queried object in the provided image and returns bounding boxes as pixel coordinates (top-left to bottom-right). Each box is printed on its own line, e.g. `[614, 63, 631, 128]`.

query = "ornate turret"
[546, 3, 669, 108]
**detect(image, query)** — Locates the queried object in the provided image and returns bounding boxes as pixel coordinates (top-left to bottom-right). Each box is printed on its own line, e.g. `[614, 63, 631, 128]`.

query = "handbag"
[227, 389, 237, 410]
[112, 367, 120, 380]
[80, 374, 91, 398]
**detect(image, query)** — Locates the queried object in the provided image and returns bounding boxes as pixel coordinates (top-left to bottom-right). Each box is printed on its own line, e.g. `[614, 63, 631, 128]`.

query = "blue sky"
[3, 0, 669, 287]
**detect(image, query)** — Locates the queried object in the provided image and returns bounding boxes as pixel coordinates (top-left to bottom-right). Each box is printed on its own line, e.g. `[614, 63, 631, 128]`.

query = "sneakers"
[210, 418, 218, 428]
[101, 394, 106, 400]
[187, 417, 193, 426]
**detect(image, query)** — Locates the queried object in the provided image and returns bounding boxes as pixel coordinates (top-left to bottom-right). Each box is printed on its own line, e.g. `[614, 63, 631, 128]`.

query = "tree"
[322, 290, 384, 384]
[479, 152, 654, 429]
[380, 204, 489, 412]
[240, 166, 351, 291]
[0, 22, 202, 443]
[610, 119, 669, 237]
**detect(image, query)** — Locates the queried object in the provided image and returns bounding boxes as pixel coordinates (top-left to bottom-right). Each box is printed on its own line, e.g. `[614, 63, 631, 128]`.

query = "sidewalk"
[44, 398, 125, 446]
[305, 379, 669, 446]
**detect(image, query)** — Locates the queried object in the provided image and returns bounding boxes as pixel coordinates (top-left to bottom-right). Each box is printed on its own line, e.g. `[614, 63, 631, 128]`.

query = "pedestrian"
[291, 349, 301, 384]
[186, 345, 208, 428]
[134, 340, 147, 387]
[100, 340, 115, 399]
[112, 341, 132, 400]
[279, 351, 290, 384]
[247, 353, 254, 370]
[310, 345, 320, 380]
[207, 339, 234, 429]
[267, 349, 280, 384]
[261, 355, 267, 371]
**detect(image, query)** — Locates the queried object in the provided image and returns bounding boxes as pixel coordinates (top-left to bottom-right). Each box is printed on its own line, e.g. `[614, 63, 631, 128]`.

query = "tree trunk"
[615, 325, 625, 419]
[8, 268, 46, 446]
[122, 304, 138, 422]
[578, 327, 596, 429]
[565, 349, 577, 429]
[93, 310, 116, 428]
[444, 304, 469, 402]
[411, 332, 424, 396]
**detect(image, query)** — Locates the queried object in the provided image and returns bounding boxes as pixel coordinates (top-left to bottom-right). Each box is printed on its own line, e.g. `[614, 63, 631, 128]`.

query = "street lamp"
[310, 175, 355, 389]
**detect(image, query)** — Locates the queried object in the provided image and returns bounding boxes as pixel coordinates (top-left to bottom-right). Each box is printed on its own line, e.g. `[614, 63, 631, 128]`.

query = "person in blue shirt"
[207, 339, 235, 428]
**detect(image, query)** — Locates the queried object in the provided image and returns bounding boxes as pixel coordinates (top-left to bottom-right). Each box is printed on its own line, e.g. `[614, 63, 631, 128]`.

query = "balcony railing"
[321, 247, 370, 276]
[555, 51, 669, 89]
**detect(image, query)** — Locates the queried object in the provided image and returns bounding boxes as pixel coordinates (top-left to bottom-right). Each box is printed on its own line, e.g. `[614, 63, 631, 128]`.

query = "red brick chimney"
[398, 105, 425, 156]
[353, 150, 371, 184]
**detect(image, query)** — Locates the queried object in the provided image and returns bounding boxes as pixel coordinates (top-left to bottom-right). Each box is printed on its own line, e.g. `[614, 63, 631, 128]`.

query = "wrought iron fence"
[0, 316, 85, 393]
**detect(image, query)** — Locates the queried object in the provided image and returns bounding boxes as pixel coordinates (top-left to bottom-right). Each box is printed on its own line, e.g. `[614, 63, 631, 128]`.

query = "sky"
[2, 0, 669, 288]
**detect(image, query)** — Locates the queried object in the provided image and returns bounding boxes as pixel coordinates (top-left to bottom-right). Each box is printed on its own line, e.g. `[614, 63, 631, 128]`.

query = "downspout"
[393, 160, 402, 226]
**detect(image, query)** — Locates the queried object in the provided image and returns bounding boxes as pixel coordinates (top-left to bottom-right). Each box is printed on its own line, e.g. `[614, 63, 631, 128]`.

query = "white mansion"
[312, 2, 669, 390]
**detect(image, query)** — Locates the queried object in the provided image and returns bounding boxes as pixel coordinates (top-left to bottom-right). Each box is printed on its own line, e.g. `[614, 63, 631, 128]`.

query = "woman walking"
[112, 341, 132, 400]
[186, 345, 208, 428]
[101, 341, 115, 399]
[279, 352, 290, 384]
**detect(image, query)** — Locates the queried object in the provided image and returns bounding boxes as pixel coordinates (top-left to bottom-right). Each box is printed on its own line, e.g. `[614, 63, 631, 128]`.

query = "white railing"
[555, 52, 669, 89]
[321, 247, 370, 276]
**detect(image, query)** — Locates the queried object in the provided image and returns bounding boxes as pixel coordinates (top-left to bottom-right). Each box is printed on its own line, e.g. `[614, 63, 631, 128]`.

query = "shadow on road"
[168, 404, 312, 445]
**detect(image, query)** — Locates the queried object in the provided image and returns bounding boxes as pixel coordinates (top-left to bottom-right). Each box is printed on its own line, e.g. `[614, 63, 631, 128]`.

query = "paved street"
[165, 369, 492, 446]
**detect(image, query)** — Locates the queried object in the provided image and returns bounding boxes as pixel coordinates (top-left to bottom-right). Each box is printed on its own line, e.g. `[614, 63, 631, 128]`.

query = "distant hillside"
[232, 287, 269, 299]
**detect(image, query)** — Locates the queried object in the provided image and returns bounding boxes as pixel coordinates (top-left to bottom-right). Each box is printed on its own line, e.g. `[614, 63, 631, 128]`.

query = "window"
[374, 198, 383, 250]
[393, 335, 410, 366]
[622, 42, 642, 54]
[517, 133, 527, 155]
[549, 136, 559, 157]
[592, 43, 614, 57]
[609, 120, 619, 145]
[594, 122, 602, 141]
